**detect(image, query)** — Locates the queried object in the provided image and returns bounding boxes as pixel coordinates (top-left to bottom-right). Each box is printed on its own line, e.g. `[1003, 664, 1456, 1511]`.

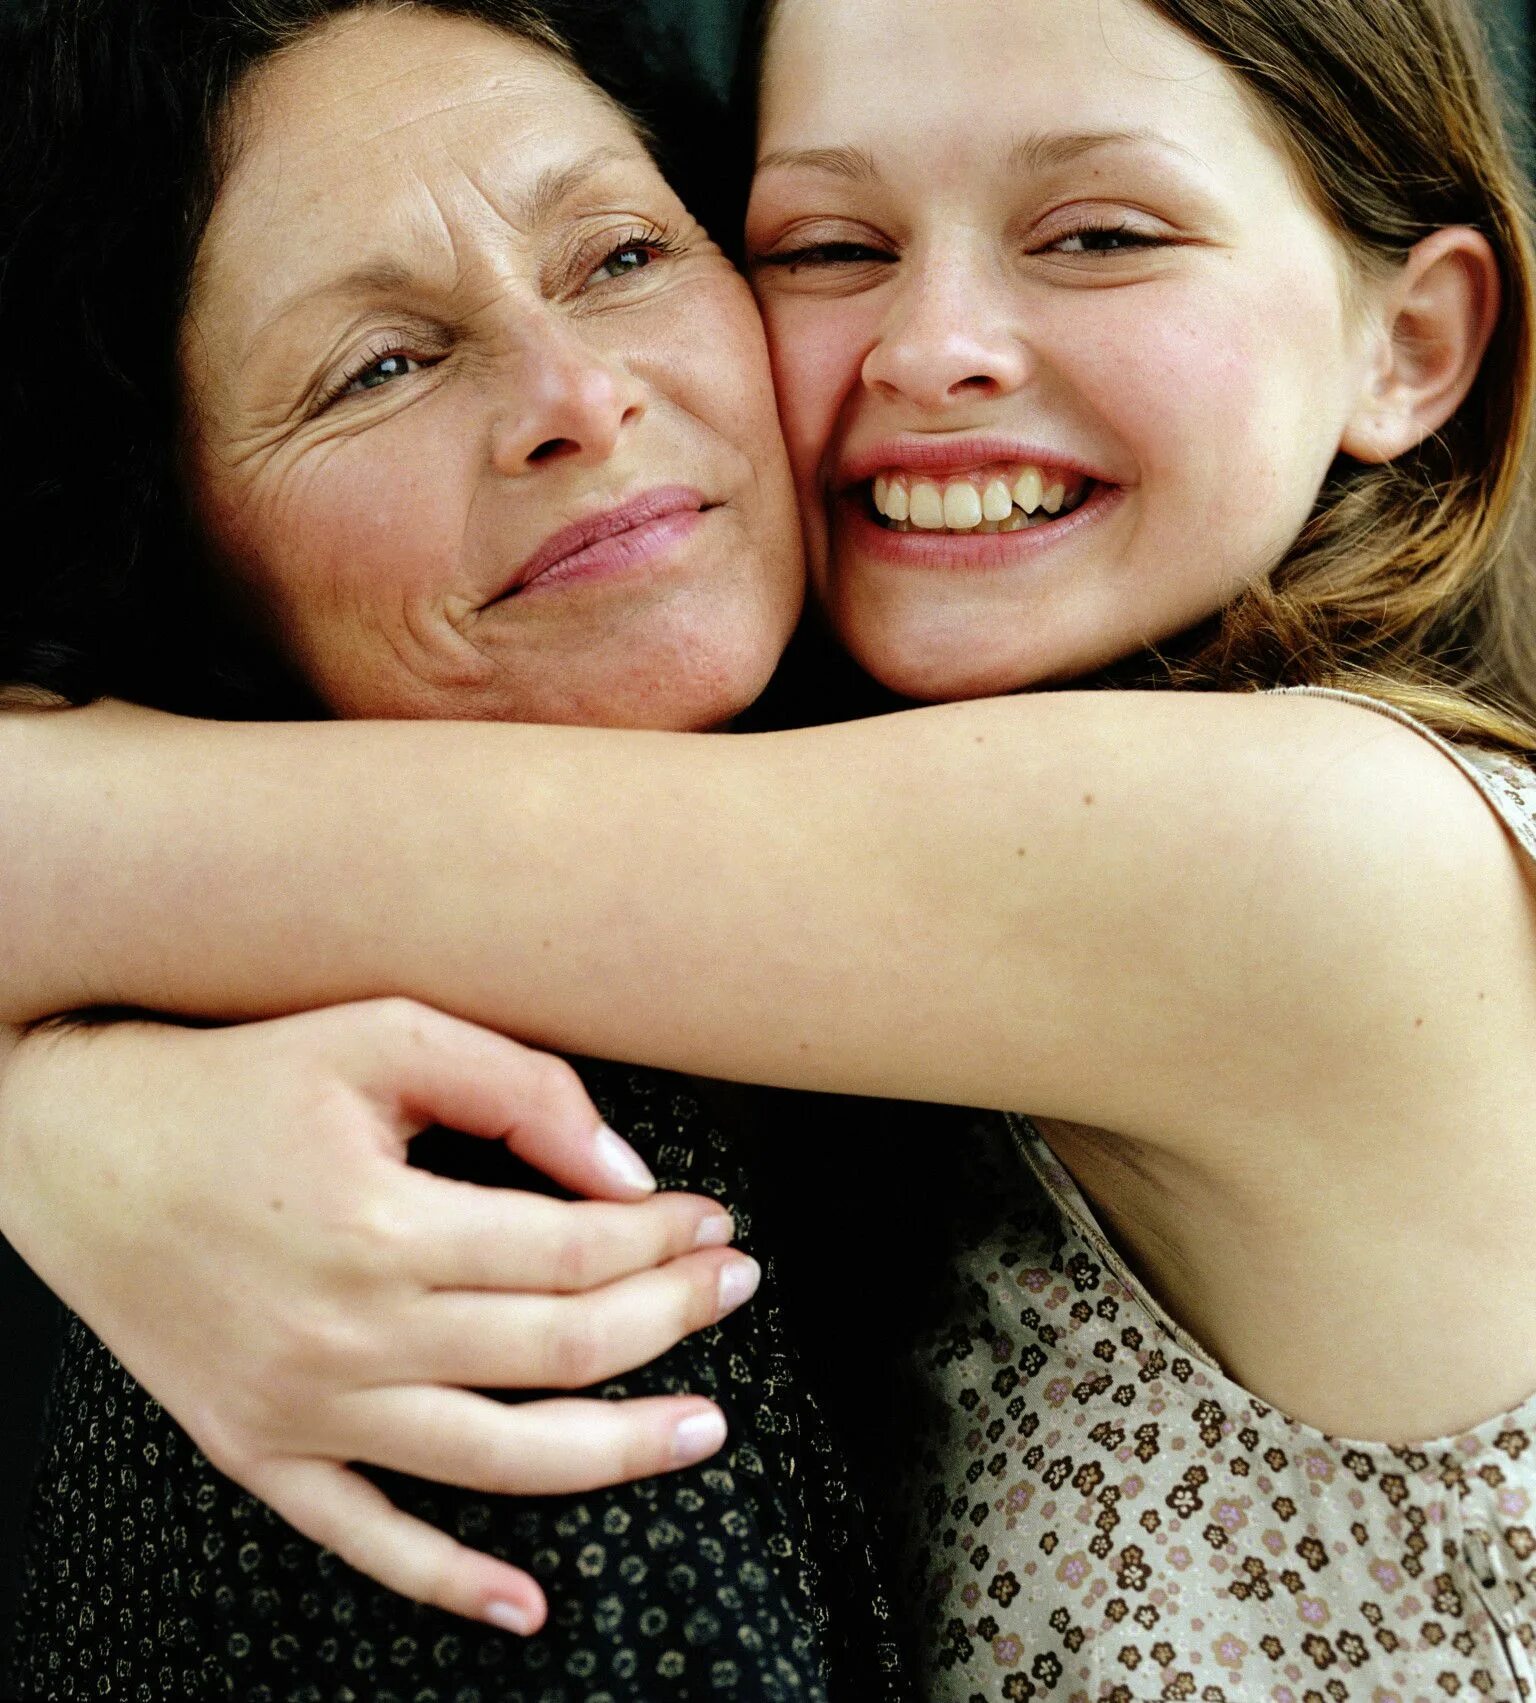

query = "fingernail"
[716, 1255, 761, 1317]
[693, 1212, 735, 1249]
[485, 1598, 538, 1636]
[672, 1407, 728, 1466]
[594, 1123, 657, 1194]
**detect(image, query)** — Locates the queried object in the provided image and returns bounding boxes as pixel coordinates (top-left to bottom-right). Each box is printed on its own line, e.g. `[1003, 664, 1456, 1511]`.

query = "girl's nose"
[488, 324, 647, 475]
[861, 260, 1031, 413]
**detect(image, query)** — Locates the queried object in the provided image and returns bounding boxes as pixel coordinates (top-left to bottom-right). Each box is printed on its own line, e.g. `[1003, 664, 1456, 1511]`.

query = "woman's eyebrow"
[513, 143, 639, 229]
[255, 144, 642, 332]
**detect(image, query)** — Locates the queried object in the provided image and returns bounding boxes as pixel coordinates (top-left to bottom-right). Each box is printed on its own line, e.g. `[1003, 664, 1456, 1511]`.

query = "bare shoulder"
[977, 687, 1536, 1143]
[1029, 694, 1536, 1438]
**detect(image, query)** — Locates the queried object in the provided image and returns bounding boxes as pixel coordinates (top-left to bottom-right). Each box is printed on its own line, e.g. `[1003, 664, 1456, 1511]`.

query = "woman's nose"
[861, 261, 1031, 413]
[487, 326, 646, 475]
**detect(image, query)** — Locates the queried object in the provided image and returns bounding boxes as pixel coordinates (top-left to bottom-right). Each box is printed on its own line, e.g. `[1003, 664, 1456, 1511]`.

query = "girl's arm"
[5, 690, 1531, 1156]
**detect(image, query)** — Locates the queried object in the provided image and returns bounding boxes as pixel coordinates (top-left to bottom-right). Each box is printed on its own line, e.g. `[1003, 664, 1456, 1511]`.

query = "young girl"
[5, 0, 1536, 1694]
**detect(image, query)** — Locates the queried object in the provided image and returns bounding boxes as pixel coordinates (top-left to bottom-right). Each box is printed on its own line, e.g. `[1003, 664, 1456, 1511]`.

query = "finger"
[337, 1391, 731, 1496]
[363, 1000, 657, 1200]
[253, 1455, 548, 1633]
[406, 1248, 761, 1389]
[399, 1171, 734, 1291]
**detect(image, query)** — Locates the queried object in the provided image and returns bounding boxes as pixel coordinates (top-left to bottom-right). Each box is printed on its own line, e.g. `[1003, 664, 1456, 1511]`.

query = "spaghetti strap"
[1277, 684, 1536, 861]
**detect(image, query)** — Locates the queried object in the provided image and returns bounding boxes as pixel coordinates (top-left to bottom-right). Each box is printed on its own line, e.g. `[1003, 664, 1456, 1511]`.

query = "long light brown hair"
[1145, 0, 1536, 751]
[748, 0, 1536, 750]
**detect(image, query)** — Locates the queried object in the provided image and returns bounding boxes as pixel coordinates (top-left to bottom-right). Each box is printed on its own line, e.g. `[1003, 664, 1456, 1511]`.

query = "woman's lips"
[501, 486, 710, 597]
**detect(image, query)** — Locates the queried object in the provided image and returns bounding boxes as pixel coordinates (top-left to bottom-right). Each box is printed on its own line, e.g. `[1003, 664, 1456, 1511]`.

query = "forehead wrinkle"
[348, 80, 548, 151]
[239, 140, 645, 353]
[512, 145, 642, 230]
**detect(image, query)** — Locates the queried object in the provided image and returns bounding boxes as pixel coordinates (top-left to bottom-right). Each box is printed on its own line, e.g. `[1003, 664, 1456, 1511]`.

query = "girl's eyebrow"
[755, 129, 1205, 182]
[754, 144, 879, 182]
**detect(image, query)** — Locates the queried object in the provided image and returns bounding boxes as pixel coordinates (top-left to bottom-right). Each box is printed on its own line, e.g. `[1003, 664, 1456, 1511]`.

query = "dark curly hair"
[0, 0, 734, 715]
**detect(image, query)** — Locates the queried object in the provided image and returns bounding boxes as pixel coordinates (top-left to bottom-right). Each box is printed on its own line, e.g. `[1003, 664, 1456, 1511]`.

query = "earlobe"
[1339, 226, 1501, 464]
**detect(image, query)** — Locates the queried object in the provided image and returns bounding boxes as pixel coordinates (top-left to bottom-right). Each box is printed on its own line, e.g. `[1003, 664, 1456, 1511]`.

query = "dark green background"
[648, 0, 1534, 113]
[1, 0, 1533, 1645]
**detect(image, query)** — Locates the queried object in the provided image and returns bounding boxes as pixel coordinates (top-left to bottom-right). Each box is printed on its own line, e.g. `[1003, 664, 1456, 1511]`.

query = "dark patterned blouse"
[3, 1062, 913, 1703]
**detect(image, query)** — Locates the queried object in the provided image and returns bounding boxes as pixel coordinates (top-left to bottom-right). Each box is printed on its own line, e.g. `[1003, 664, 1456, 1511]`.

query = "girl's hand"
[0, 999, 756, 1633]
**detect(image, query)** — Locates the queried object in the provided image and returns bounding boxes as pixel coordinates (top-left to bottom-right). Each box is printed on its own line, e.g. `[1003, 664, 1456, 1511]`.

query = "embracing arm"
[3, 690, 1528, 1146]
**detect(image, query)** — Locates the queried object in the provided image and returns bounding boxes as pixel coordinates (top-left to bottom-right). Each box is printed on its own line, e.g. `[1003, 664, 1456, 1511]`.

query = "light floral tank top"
[891, 690, 1536, 1703]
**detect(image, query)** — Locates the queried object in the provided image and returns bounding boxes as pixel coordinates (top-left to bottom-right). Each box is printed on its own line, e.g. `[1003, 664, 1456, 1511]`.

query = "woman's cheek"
[211, 437, 471, 665]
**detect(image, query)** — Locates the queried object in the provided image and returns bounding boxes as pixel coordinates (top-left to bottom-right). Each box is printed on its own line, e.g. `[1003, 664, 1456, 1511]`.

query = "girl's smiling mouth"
[866, 462, 1094, 533]
[839, 474, 1122, 567]
[832, 440, 1122, 567]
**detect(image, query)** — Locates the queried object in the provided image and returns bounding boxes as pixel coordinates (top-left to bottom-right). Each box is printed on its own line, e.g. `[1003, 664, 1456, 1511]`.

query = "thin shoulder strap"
[1278, 685, 1536, 863]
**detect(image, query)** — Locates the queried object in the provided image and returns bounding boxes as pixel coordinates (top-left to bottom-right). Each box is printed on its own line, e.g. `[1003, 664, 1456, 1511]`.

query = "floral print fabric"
[893, 698, 1536, 1703]
[3, 1064, 911, 1703]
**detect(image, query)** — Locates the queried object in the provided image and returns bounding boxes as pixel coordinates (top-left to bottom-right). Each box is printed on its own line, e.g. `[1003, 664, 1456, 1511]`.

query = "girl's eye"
[755, 242, 892, 271]
[1049, 224, 1167, 256]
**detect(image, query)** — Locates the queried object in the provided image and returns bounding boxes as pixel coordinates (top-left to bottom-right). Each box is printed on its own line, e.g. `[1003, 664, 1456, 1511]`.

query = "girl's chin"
[817, 586, 1151, 703]
[819, 610, 1045, 703]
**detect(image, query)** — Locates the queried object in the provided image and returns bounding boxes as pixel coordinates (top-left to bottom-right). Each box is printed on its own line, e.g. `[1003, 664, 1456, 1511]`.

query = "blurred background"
[2, 0, 1533, 1645]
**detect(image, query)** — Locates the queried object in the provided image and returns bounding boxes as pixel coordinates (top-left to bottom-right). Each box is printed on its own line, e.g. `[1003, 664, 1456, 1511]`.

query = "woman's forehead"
[191, 8, 657, 337]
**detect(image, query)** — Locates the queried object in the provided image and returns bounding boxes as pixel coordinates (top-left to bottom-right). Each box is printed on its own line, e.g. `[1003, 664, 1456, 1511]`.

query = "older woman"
[0, 2, 910, 1698]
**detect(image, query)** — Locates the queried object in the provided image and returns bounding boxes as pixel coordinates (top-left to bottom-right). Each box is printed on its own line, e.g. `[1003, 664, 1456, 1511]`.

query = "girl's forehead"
[758, 0, 1254, 173]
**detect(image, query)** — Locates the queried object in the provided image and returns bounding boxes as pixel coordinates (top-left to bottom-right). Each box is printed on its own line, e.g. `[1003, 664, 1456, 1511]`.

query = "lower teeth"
[879, 508, 1049, 534]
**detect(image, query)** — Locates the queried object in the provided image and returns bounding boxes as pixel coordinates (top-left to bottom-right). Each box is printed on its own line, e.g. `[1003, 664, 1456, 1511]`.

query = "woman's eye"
[756, 242, 892, 271]
[1049, 225, 1166, 256]
[342, 353, 422, 397]
[585, 232, 679, 288]
[594, 243, 655, 281]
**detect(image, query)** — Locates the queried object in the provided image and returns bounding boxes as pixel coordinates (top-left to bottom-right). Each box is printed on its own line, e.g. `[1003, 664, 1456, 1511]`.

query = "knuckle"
[688, 1262, 726, 1333]
[328, 1193, 412, 1281]
[617, 1415, 669, 1486]
[669, 1201, 714, 1257]
[549, 1219, 598, 1293]
[417, 1555, 464, 1616]
[528, 1050, 584, 1109]
[380, 996, 440, 1047]
[270, 1303, 372, 1386]
[184, 1402, 258, 1481]
[359, 1526, 454, 1613]
[545, 1310, 610, 1390]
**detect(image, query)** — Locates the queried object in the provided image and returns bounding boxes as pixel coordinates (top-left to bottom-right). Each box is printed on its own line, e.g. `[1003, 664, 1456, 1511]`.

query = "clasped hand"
[0, 999, 759, 1631]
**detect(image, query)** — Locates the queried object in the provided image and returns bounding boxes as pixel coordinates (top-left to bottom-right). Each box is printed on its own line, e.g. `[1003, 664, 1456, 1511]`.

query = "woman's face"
[182, 6, 802, 728]
[747, 0, 1380, 700]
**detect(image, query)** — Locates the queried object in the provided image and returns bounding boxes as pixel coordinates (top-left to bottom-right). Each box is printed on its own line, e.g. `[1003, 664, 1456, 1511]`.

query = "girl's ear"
[1339, 226, 1501, 463]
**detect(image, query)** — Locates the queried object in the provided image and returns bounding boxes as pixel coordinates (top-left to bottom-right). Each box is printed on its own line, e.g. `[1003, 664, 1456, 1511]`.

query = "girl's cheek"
[760, 297, 870, 482]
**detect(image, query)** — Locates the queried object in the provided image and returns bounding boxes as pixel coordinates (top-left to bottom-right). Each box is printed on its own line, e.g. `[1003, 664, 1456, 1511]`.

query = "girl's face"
[183, 7, 802, 728]
[747, 0, 1383, 700]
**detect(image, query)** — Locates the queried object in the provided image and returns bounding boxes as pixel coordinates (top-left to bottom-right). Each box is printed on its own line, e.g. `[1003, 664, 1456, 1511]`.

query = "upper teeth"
[871, 465, 1076, 531]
